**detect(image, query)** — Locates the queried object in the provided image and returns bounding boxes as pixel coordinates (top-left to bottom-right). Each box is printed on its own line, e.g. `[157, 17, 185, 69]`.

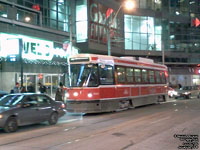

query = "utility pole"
[162, 41, 165, 65]
[19, 38, 23, 87]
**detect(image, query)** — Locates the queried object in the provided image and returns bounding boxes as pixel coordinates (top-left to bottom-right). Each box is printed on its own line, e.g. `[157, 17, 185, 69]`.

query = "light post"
[106, 0, 135, 56]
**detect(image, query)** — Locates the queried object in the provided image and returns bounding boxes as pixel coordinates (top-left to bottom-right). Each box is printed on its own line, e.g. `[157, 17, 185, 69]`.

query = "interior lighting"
[175, 11, 180, 15]
[25, 16, 31, 22]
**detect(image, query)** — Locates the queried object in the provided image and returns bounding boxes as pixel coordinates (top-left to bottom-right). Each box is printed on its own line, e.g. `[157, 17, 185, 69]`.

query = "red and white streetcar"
[64, 54, 168, 113]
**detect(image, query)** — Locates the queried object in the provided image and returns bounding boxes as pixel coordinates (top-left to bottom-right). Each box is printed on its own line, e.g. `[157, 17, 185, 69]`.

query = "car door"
[18, 95, 41, 125]
[36, 95, 53, 122]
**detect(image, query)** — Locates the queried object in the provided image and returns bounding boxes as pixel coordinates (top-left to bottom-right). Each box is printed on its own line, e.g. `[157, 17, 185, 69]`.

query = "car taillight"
[61, 103, 66, 109]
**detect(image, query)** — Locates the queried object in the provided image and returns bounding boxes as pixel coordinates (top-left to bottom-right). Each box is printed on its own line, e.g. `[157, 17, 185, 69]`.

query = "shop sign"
[0, 33, 78, 60]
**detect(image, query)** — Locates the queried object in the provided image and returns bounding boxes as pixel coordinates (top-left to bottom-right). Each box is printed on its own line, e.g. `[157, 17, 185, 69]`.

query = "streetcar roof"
[68, 54, 167, 70]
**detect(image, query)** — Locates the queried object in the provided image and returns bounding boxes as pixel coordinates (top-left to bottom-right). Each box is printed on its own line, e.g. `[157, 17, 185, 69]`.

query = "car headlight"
[183, 92, 190, 95]
[174, 91, 178, 95]
[0, 114, 3, 119]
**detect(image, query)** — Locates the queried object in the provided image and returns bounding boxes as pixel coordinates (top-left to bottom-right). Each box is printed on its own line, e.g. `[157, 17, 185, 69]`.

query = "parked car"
[0, 90, 8, 98]
[168, 87, 178, 98]
[175, 86, 200, 99]
[0, 93, 66, 132]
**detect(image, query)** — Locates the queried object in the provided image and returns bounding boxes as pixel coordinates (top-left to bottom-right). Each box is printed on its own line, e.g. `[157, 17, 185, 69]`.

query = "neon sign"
[0, 33, 78, 60]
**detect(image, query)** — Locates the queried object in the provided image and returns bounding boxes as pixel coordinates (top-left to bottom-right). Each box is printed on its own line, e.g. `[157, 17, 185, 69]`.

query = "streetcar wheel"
[4, 117, 18, 133]
[48, 112, 58, 125]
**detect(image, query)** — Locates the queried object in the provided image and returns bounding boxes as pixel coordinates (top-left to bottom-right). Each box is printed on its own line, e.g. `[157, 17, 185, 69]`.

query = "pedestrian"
[27, 82, 35, 93]
[38, 82, 47, 93]
[20, 86, 27, 93]
[55, 82, 64, 101]
[12, 82, 20, 93]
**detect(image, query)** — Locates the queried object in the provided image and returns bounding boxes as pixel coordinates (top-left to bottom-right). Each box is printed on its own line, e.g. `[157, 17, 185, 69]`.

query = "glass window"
[155, 34, 161, 51]
[132, 16, 140, 32]
[37, 95, 51, 105]
[141, 34, 148, 50]
[69, 64, 99, 87]
[142, 69, 148, 83]
[140, 17, 148, 33]
[23, 96, 38, 107]
[0, 3, 8, 18]
[134, 69, 141, 83]
[155, 71, 161, 83]
[149, 70, 155, 83]
[117, 67, 126, 83]
[99, 65, 114, 85]
[133, 33, 140, 50]
[126, 68, 134, 83]
[161, 71, 166, 83]
[124, 15, 132, 32]
[140, 0, 147, 8]
[76, 0, 88, 43]
[124, 15, 163, 51]
[125, 32, 132, 49]
[147, 17, 154, 34]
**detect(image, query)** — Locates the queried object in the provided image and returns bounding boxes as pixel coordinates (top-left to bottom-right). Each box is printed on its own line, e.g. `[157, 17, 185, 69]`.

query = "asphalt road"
[0, 98, 200, 150]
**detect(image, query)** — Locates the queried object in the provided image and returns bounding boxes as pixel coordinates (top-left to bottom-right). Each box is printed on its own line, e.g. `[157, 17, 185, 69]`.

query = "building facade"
[0, 0, 200, 96]
[0, 0, 78, 97]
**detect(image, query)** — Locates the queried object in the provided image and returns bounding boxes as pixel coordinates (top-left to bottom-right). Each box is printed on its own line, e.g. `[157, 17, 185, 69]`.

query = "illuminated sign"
[192, 18, 200, 27]
[0, 33, 79, 60]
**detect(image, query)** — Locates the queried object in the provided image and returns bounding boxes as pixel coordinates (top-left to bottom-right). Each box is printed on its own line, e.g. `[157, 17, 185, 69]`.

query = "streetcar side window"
[155, 71, 161, 83]
[149, 70, 155, 83]
[126, 68, 134, 83]
[142, 69, 148, 83]
[99, 65, 114, 85]
[134, 69, 141, 83]
[161, 71, 166, 83]
[117, 66, 126, 83]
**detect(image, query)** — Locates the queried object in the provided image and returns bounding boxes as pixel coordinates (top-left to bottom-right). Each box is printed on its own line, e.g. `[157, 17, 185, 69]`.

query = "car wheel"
[4, 117, 18, 133]
[48, 112, 58, 125]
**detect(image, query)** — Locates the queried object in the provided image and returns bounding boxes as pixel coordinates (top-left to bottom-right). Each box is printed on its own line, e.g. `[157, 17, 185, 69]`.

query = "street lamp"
[106, 0, 135, 56]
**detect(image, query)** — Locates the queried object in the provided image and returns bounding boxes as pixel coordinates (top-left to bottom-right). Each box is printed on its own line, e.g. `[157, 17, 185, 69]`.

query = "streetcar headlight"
[65, 93, 70, 98]
[0, 114, 3, 119]
[88, 93, 93, 98]
[73, 92, 79, 97]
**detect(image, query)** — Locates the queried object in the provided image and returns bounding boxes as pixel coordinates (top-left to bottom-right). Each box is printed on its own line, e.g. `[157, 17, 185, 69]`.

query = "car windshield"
[181, 86, 191, 90]
[0, 95, 23, 107]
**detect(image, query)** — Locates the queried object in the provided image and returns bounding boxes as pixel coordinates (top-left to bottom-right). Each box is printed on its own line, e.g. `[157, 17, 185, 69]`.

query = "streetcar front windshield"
[69, 64, 98, 87]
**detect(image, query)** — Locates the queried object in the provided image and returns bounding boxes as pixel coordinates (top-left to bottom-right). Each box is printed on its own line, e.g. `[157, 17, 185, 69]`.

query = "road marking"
[162, 100, 177, 104]
[59, 119, 80, 124]
[150, 117, 170, 124]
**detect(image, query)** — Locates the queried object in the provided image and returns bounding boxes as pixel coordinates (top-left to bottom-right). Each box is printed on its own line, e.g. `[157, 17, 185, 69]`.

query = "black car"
[0, 90, 7, 98]
[0, 93, 66, 132]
